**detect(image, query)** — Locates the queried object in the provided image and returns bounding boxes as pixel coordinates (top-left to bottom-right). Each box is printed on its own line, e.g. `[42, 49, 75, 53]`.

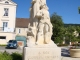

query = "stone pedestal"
[23, 47, 61, 60]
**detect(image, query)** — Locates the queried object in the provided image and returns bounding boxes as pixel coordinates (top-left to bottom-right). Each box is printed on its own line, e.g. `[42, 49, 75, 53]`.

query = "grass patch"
[0, 44, 6, 46]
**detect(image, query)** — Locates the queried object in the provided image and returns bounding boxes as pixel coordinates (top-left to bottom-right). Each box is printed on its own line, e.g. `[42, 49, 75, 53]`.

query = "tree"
[76, 26, 80, 33]
[50, 13, 64, 43]
[65, 26, 75, 42]
[78, 7, 80, 14]
[65, 26, 80, 45]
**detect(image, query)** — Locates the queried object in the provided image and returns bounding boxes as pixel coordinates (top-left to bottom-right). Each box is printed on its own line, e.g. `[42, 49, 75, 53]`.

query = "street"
[0, 46, 22, 54]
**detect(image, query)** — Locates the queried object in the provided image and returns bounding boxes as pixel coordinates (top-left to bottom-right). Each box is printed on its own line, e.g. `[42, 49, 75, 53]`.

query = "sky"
[13, 0, 80, 24]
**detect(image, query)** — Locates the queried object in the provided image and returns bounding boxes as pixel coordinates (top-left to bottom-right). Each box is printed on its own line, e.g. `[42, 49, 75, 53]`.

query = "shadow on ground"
[61, 48, 70, 57]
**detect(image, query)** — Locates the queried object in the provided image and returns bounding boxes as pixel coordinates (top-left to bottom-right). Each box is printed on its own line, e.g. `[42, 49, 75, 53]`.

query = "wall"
[0, 0, 17, 44]
[15, 28, 28, 37]
[0, 4, 17, 28]
[0, 32, 15, 44]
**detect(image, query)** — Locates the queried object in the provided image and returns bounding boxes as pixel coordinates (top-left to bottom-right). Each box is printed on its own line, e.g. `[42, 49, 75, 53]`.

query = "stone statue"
[40, 0, 46, 8]
[23, 1, 61, 60]
[31, 0, 41, 17]
[27, 0, 57, 47]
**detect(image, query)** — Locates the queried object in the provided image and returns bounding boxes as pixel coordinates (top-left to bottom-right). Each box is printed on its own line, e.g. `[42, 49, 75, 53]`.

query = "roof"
[16, 18, 30, 28]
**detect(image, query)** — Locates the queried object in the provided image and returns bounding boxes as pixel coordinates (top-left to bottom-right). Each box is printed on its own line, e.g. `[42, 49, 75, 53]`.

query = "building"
[15, 18, 29, 37]
[0, 0, 30, 46]
[15, 18, 29, 47]
[0, 0, 17, 44]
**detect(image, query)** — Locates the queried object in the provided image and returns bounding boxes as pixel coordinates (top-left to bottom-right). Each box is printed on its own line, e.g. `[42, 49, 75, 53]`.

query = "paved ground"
[0, 46, 80, 60]
[62, 57, 80, 60]
[61, 47, 80, 60]
[0, 46, 22, 54]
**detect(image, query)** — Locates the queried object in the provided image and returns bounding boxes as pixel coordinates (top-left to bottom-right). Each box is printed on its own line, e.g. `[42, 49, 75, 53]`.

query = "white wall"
[0, 1, 17, 31]
[0, 0, 17, 44]
[15, 28, 28, 37]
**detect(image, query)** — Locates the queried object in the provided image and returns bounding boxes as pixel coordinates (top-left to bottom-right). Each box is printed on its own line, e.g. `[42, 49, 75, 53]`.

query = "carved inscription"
[28, 56, 59, 59]
[26, 51, 60, 60]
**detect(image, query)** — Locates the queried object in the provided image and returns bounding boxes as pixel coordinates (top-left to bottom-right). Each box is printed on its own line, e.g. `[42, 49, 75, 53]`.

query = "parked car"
[6, 40, 18, 49]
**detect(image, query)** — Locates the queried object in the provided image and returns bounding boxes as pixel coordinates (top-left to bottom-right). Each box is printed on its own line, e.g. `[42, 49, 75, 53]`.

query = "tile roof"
[16, 18, 30, 28]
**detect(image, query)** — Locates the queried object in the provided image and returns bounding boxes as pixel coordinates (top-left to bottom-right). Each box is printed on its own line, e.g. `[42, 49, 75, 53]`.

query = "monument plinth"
[23, 47, 61, 60]
[23, 0, 61, 60]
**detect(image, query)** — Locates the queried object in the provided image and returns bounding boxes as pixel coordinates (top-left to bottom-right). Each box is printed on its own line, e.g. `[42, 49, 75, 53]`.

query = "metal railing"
[0, 27, 15, 33]
[0, 27, 4, 32]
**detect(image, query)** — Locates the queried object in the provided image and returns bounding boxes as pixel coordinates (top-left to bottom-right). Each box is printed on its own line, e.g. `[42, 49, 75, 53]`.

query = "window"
[19, 29, 21, 33]
[4, 8, 9, 16]
[3, 22, 8, 27]
[3, 22, 8, 30]
[0, 36, 6, 39]
[9, 40, 13, 43]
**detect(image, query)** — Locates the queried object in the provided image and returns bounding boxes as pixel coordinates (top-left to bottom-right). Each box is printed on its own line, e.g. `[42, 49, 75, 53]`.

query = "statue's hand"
[31, 0, 36, 4]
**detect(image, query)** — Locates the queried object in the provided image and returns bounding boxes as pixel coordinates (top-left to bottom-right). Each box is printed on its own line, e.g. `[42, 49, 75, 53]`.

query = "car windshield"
[9, 40, 14, 43]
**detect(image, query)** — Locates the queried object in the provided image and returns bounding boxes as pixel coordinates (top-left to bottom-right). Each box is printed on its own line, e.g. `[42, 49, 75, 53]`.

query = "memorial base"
[23, 47, 61, 60]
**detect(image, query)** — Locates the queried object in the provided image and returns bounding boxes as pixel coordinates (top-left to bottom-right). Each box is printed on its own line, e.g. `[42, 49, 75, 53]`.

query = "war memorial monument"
[23, 0, 61, 60]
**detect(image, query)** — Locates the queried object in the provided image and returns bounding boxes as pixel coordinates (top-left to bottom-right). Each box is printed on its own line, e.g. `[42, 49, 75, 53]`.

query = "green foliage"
[50, 12, 80, 44]
[64, 24, 80, 27]
[11, 53, 22, 60]
[54, 37, 63, 44]
[0, 51, 22, 60]
[76, 26, 80, 33]
[71, 43, 80, 46]
[78, 7, 80, 14]
[0, 44, 6, 46]
[0, 51, 12, 60]
[64, 26, 80, 42]
[50, 13, 64, 43]
[57, 44, 68, 47]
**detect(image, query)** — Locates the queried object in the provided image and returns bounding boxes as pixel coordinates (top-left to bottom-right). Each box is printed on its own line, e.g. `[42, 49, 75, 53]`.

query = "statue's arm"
[31, 0, 36, 4]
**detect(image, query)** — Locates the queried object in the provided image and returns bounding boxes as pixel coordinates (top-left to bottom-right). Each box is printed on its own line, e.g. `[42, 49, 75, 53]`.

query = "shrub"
[11, 52, 22, 60]
[0, 51, 22, 60]
[71, 43, 80, 46]
[0, 51, 12, 60]
[57, 44, 68, 47]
